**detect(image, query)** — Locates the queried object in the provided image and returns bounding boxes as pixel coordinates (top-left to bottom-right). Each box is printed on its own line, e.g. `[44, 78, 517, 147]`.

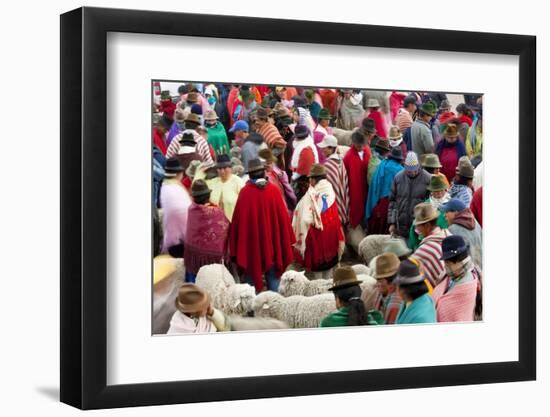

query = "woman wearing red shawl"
[229, 158, 295, 292]
[184, 180, 230, 283]
[153, 115, 171, 155]
[455, 103, 474, 142]
[436, 123, 467, 183]
[292, 164, 345, 279]
[389, 91, 407, 122]
[343, 130, 371, 228]
[366, 98, 388, 139]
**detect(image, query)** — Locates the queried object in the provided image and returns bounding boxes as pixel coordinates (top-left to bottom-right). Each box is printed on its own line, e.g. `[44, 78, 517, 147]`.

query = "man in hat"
[337, 89, 365, 130]
[394, 258, 436, 324]
[158, 90, 176, 120]
[372, 253, 403, 324]
[395, 95, 417, 132]
[153, 114, 172, 155]
[365, 146, 404, 235]
[361, 118, 379, 149]
[173, 131, 202, 177]
[207, 154, 244, 221]
[421, 153, 444, 177]
[432, 235, 482, 322]
[388, 151, 431, 238]
[410, 202, 451, 287]
[440, 198, 482, 268]
[292, 164, 345, 279]
[313, 108, 334, 163]
[366, 98, 388, 139]
[450, 156, 475, 207]
[182, 160, 201, 191]
[388, 125, 407, 159]
[305, 89, 321, 120]
[204, 110, 230, 156]
[229, 158, 295, 292]
[319, 134, 349, 226]
[184, 180, 230, 283]
[432, 99, 456, 144]
[408, 174, 450, 251]
[167, 283, 227, 334]
[466, 111, 483, 164]
[320, 266, 383, 327]
[290, 124, 319, 202]
[166, 113, 214, 165]
[435, 123, 467, 183]
[383, 237, 412, 261]
[367, 137, 392, 185]
[228, 120, 250, 147]
[253, 107, 287, 162]
[410, 101, 437, 157]
[159, 158, 192, 256]
[241, 132, 266, 174]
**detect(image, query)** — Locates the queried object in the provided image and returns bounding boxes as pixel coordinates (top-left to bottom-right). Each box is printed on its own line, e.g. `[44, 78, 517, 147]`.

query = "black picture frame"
[60, 6, 536, 410]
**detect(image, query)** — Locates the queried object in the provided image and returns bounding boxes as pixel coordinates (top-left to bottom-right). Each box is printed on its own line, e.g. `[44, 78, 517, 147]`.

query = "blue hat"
[229, 120, 249, 133]
[441, 235, 469, 260]
[440, 198, 467, 213]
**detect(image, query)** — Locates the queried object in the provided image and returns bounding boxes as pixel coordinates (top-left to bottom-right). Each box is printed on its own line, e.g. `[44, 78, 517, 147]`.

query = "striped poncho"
[323, 152, 349, 226]
[412, 228, 452, 287]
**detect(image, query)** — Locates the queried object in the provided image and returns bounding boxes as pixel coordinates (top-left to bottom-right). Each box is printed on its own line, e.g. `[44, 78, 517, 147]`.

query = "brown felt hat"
[413, 202, 440, 226]
[329, 266, 363, 291]
[258, 148, 276, 164]
[175, 283, 210, 314]
[184, 113, 201, 125]
[444, 123, 459, 138]
[456, 156, 475, 179]
[186, 92, 199, 104]
[375, 137, 391, 153]
[374, 253, 401, 279]
[421, 153, 442, 169]
[308, 163, 327, 178]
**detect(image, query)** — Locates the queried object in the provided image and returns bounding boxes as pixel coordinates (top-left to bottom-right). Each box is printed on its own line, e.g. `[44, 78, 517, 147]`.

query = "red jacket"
[470, 186, 483, 227]
[153, 127, 168, 155]
[343, 146, 371, 227]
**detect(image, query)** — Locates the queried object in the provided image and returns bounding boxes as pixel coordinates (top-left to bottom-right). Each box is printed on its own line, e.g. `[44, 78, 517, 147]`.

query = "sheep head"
[253, 291, 284, 319]
[228, 284, 256, 315]
[278, 270, 308, 296]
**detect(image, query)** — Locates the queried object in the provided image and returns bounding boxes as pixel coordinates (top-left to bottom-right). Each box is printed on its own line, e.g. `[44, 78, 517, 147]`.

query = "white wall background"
[0, 0, 545, 415]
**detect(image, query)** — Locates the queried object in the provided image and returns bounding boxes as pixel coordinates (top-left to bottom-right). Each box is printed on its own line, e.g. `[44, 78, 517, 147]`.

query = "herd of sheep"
[153, 234, 391, 333]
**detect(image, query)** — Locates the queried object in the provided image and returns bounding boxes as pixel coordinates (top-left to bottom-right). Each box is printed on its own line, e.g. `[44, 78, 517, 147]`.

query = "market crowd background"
[151, 82, 483, 334]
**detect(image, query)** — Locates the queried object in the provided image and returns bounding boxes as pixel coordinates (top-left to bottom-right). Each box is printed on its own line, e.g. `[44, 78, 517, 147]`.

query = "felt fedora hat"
[374, 253, 401, 279]
[328, 266, 363, 291]
[215, 154, 232, 169]
[413, 202, 439, 225]
[246, 158, 265, 174]
[383, 238, 412, 258]
[394, 259, 425, 285]
[426, 174, 449, 192]
[374, 137, 392, 152]
[444, 123, 459, 138]
[258, 148, 276, 164]
[164, 157, 184, 177]
[308, 163, 327, 178]
[175, 283, 210, 314]
[190, 179, 211, 198]
[421, 153, 442, 169]
[184, 113, 201, 125]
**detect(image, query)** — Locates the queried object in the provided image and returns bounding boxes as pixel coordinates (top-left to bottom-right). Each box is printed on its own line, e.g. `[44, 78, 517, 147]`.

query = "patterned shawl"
[184, 203, 230, 274]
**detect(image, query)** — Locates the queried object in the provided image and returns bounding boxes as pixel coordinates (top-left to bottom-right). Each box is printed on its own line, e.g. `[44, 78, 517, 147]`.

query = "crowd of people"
[152, 83, 483, 333]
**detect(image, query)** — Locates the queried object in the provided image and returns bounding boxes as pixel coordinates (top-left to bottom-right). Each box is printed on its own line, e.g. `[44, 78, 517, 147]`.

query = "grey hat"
[394, 259, 425, 285]
[383, 238, 412, 258]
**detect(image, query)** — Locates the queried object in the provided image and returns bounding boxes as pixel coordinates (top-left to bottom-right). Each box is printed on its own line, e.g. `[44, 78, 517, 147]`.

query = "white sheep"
[227, 316, 289, 331]
[253, 291, 337, 328]
[195, 264, 256, 315]
[153, 258, 184, 335]
[278, 270, 332, 297]
[351, 264, 372, 277]
[358, 234, 393, 264]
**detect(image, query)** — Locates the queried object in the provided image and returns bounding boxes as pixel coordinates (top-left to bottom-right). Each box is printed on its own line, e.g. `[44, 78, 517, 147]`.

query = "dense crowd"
[152, 83, 483, 334]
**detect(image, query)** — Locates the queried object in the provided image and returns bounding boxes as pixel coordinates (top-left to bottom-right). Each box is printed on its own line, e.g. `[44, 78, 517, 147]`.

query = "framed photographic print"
[60, 6, 536, 410]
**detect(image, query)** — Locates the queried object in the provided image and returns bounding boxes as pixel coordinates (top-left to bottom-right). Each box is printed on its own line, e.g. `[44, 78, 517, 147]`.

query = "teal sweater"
[395, 293, 436, 324]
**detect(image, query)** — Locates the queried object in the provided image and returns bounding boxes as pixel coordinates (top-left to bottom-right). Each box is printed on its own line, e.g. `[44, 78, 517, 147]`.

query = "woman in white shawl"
[337, 89, 365, 130]
[292, 164, 346, 280]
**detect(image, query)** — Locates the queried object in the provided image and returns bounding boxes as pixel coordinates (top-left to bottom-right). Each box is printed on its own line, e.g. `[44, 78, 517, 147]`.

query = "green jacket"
[206, 122, 230, 156]
[320, 307, 384, 327]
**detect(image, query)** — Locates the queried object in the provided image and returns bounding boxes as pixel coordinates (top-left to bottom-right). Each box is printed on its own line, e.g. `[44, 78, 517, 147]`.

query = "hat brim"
[375, 144, 392, 152]
[318, 142, 337, 149]
[389, 154, 404, 161]
[427, 185, 447, 192]
[328, 280, 363, 292]
[394, 275, 425, 285]
[388, 135, 403, 140]
[374, 270, 399, 279]
[413, 212, 439, 225]
[216, 162, 233, 169]
[191, 189, 211, 198]
[440, 244, 469, 260]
